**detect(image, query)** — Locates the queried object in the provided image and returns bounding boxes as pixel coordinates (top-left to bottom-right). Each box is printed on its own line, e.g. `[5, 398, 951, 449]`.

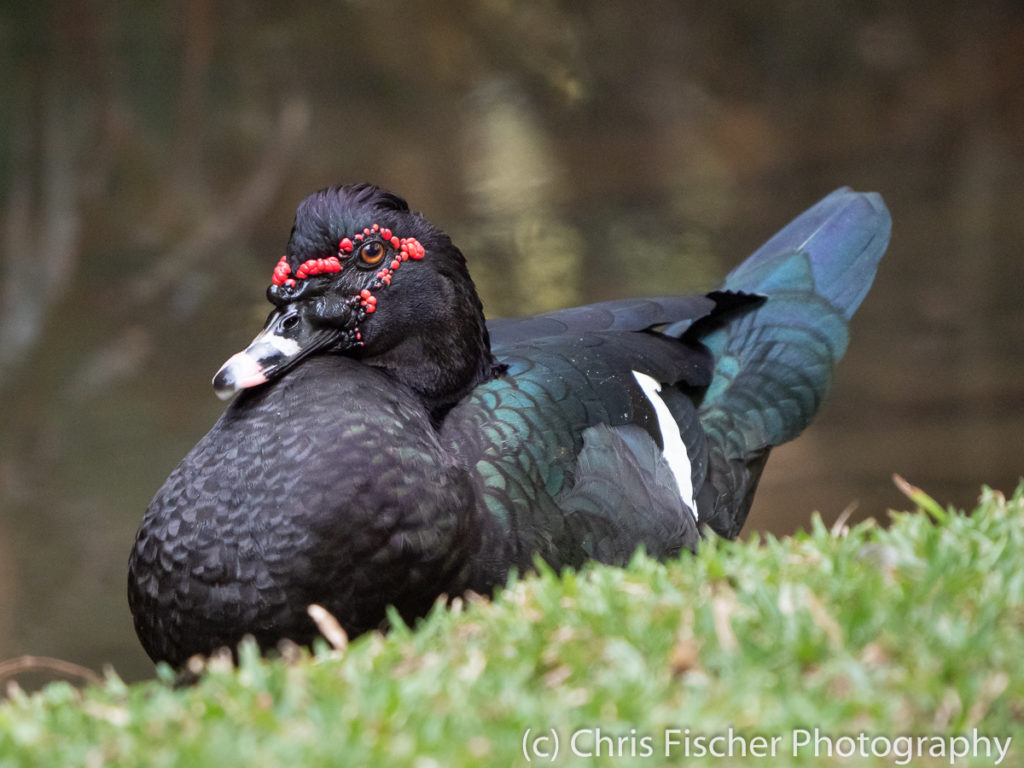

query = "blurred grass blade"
[893, 473, 948, 521]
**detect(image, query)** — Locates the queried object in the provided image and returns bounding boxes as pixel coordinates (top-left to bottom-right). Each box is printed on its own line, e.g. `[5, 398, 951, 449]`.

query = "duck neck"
[357, 276, 503, 423]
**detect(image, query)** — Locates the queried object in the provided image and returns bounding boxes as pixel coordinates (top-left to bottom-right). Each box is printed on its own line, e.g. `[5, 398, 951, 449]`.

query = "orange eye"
[359, 241, 385, 265]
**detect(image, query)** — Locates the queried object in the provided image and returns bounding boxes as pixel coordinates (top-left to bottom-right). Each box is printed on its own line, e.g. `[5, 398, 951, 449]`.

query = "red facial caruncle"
[269, 222, 425, 322]
[270, 255, 342, 287]
[357, 230, 426, 313]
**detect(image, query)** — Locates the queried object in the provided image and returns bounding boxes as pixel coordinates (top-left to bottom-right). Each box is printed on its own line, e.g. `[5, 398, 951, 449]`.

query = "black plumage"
[128, 184, 891, 666]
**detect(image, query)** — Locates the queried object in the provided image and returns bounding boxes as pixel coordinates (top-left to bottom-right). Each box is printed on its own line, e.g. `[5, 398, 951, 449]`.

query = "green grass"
[2, 484, 1023, 767]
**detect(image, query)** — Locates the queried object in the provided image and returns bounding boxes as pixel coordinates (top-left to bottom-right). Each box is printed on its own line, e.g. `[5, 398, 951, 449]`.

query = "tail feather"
[724, 187, 890, 319]
[696, 188, 891, 536]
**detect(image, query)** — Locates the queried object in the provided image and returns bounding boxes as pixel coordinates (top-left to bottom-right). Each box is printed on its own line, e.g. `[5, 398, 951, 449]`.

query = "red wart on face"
[271, 255, 343, 287]
[269, 223, 426, 316]
[270, 223, 424, 290]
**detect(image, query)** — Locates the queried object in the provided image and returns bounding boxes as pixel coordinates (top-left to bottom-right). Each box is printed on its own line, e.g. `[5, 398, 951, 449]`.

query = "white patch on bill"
[632, 370, 698, 520]
[260, 332, 301, 356]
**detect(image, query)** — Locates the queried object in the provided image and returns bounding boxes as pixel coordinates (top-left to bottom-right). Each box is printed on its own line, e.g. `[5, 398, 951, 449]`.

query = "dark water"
[1, 2, 1022, 683]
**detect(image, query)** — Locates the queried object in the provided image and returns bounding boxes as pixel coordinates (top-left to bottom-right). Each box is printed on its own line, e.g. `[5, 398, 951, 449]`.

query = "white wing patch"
[632, 370, 698, 520]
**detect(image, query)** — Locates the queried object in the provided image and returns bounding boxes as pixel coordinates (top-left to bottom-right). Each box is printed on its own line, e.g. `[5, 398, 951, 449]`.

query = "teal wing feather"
[443, 330, 711, 573]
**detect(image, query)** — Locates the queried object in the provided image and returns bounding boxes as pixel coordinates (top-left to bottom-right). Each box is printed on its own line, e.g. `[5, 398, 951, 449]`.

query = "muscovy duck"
[128, 184, 890, 666]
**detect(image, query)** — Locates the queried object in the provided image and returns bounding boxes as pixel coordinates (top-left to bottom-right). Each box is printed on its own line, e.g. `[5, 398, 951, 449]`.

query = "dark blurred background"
[1, 1, 1022, 682]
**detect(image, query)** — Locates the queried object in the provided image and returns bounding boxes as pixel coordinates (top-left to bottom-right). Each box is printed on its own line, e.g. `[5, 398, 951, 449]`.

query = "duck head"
[213, 184, 500, 418]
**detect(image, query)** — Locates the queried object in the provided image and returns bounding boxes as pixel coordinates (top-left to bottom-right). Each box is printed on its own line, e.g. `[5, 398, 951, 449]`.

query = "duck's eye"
[359, 241, 385, 266]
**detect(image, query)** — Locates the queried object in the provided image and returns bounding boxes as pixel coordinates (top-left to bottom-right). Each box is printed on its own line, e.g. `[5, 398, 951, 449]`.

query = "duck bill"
[212, 309, 337, 400]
